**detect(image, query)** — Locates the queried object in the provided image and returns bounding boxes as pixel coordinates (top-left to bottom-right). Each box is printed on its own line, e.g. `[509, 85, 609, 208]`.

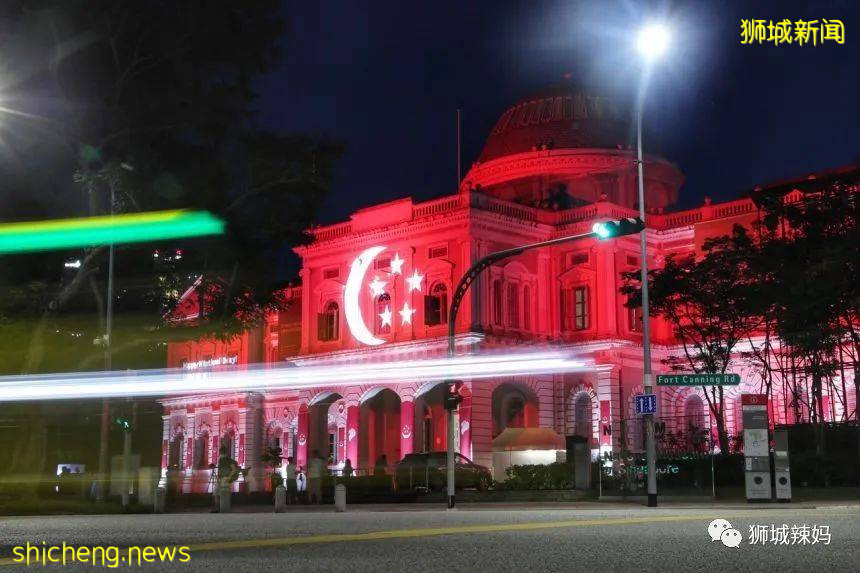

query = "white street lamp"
[634, 21, 669, 508]
[636, 23, 670, 61]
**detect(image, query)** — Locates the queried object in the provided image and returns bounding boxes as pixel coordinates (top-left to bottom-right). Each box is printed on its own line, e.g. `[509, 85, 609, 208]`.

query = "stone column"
[241, 393, 264, 492]
[400, 400, 414, 460]
[183, 411, 196, 493]
[345, 404, 359, 471]
[458, 392, 472, 460]
[537, 252, 551, 336]
[297, 405, 309, 469]
[469, 381, 493, 470]
[594, 243, 618, 336]
[596, 366, 622, 453]
[211, 407, 221, 466]
[299, 268, 311, 354]
[159, 415, 170, 487]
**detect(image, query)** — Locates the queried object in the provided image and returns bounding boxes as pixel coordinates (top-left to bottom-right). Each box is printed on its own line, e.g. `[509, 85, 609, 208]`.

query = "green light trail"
[0, 210, 224, 254]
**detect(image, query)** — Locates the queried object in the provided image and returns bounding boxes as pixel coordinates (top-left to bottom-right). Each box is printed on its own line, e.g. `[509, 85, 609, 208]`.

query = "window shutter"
[424, 295, 440, 326]
[317, 313, 325, 340]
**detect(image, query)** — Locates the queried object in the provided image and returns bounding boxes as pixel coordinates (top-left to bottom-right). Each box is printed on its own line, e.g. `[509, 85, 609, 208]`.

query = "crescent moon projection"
[344, 245, 386, 346]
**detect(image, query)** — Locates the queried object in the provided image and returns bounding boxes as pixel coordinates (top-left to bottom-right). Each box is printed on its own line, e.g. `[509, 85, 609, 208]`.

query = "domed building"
[157, 87, 854, 496]
[464, 86, 683, 211]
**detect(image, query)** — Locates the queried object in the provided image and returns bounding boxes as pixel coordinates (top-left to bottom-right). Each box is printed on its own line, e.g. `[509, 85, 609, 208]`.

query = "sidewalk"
[223, 498, 860, 514]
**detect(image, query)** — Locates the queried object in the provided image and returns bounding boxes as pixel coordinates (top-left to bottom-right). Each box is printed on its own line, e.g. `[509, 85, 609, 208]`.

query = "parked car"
[395, 452, 492, 491]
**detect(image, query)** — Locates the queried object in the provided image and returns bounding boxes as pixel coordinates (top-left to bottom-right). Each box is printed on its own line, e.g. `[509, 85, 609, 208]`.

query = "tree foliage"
[0, 1, 343, 374]
[623, 171, 859, 453]
[622, 226, 762, 452]
[752, 177, 859, 427]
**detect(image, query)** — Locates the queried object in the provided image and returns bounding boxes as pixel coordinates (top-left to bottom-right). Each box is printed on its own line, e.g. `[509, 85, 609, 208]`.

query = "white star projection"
[379, 305, 392, 328]
[398, 301, 416, 325]
[390, 252, 405, 275]
[344, 246, 426, 345]
[368, 276, 386, 297]
[406, 269, 424, 292]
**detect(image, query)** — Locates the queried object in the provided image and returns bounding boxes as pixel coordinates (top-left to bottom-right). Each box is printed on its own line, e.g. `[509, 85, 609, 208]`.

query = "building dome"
[478, 86, 629, 163]
[463, 83, 683, 211]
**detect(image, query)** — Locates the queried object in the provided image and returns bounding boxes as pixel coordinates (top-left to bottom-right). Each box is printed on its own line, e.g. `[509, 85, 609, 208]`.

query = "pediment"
[557, 265, 594, 283]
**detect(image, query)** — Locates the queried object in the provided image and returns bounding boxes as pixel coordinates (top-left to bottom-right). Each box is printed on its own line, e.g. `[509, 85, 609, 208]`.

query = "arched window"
[265, 425, 282, 450]
[684, 394, 706, 450]
[684, 394, 705, 431]
[375, 293, 392, 334]
[506, 283, 520, 328]
[492, 280, 503, 326]
[194, 432, 210, 469]
[168, 435, 183, 468]
[318, 301, 339, 341]
[522, 285, 531, 331]
[220, 431, 237, 461]
[424, 283, 448, 326]
[505, 396, 525, 428]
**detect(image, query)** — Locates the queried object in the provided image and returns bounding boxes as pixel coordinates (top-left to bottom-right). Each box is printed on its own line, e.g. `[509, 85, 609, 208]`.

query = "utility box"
[568, 436, 591, 490]
[334, 484, 346, 512]
[773, 429, 792, 502]
[274, 485, 286, 513]
[742, 394, 772, 501]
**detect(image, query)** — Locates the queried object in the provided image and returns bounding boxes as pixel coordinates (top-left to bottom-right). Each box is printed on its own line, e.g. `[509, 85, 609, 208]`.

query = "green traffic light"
[592, 222, 612, 239]
[592, 217, 645, 240]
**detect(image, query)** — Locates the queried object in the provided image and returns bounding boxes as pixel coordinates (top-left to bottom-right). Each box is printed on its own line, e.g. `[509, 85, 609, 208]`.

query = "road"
[1, 503, 857, 571]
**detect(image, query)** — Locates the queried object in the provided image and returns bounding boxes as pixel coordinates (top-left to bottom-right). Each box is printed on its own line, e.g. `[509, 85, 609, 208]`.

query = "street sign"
[656, 373, 740, 386]
[635, 394, 657, 415]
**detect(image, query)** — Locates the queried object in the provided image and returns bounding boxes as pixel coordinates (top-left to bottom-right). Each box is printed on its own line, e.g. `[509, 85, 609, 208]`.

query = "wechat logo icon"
[708, 519, 742, 548]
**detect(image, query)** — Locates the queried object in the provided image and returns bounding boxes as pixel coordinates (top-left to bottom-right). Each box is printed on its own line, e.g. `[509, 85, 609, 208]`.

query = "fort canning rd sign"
[656, 373, 741, 386]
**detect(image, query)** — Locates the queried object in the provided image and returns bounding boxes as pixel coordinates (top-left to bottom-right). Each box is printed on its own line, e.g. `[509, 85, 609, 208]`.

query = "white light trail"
[0, 351, 590, 402]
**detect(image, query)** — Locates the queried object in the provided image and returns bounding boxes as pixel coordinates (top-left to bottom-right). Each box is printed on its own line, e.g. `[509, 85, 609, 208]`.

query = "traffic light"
[444, 381, 463, 411]
[592, 217, 645, 239]
[114, 416, 131, 432]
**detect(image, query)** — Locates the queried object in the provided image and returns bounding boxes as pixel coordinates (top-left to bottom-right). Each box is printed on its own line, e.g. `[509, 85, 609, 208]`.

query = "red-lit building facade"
[159, 88, 857, 493]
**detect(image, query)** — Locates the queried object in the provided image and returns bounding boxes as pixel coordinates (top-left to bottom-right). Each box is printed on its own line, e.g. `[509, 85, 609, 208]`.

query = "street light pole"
[634, 21, 669, 509]
[635, 91, 658, 508]
[444, 223, 642, 507]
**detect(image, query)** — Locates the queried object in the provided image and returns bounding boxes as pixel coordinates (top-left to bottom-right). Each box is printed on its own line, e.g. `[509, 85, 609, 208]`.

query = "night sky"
[258, 0, 859, 224]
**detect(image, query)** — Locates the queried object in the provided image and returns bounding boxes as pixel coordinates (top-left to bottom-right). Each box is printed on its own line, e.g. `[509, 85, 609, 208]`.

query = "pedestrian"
[375, 454, 388, 476]
[284, 456, 298, 504]
[342, 458, 354, 478]
[307, 450, 324, 504]
[296, 466, 307, 503]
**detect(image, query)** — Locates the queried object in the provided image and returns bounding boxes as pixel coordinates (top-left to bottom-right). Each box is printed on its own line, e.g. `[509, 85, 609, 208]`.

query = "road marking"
[182, 514, 714, 553]
[1, 510, 856, 564]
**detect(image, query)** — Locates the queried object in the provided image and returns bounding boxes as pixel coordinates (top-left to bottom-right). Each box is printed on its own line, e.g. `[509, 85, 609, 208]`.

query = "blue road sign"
[635, 394, 657, 415]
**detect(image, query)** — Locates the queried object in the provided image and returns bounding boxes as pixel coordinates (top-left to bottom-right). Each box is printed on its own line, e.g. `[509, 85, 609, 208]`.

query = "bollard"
[219, 484, 231, 513]
[334, 483, 346, 512]
[153, 486, 166, 514]
[274, 485, 286, 513]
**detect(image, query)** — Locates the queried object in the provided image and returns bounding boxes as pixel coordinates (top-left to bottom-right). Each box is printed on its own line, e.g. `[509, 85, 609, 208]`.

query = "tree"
[0, 2, 342, 493]
[622, 226, 762, 453]
[752, 175, 859, 442]
[0, 1, 343, 372]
